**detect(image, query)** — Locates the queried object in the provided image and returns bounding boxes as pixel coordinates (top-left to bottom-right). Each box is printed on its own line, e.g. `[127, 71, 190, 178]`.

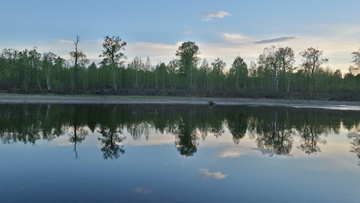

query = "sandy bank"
[1, 94, 360, 110]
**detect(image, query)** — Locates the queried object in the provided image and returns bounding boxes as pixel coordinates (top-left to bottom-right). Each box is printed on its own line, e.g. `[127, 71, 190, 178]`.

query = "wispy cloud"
[223, 33, 244, 40]
[200, 169, 228, 179]
[181, 31, 192, 34]
[254, 36, 300, 44]
[134, 187, 151, 194]
[202, 11, 231, 21]
[59, 39, 73, 44]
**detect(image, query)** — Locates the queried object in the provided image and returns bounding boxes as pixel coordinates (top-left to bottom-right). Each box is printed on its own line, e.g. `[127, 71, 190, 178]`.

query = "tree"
[248, 61, 257, 89]
[28, 47, 42, 91]
[144, 56, 152, 88]
[167, 59, 178, 89]
[258, 46, 280, 93]
[128, 56, 144, 88]
[349, 49, 360, 75]
[211, 58, 226, 91]
[99, 35, 127, 90]
[70, 36, 88, 92]
[300, 47, 328, 76]
[42, 52, 57, 90]
[231, 56, 248, 90]
[175, 41, 200, 89]
[88, 62, 97, 89]
[299, 47, 329, 93]
[71, 36, 79, 91]
[53, 56, 66, 91]
[277, 47, 295, 92]
[199, 59, 211, 90]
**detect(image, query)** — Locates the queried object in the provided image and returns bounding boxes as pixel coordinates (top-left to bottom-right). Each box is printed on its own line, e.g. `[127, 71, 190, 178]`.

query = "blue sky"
[1, 0, 360, 71]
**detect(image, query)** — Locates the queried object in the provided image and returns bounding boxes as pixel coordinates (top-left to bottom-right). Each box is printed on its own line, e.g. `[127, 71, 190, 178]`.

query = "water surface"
[0, 104, 359, 203]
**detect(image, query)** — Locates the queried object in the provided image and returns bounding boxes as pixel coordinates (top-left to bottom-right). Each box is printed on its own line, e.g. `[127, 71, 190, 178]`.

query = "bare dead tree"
[74, 36, 80, 92]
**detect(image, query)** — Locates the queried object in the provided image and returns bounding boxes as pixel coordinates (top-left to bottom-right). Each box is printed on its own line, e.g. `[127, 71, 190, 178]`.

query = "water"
[0, 104, 359, 203]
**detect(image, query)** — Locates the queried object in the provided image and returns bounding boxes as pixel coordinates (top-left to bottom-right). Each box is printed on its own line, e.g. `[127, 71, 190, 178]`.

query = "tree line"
[0, 104, 359, 162]
[1, 35, 360, 99]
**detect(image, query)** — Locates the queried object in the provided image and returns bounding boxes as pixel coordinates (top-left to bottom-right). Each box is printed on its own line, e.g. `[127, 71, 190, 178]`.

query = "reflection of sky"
[1, 126, 359, 202]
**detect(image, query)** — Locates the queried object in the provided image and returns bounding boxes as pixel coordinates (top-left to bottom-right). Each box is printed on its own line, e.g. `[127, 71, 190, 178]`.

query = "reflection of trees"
[0, 104, 61, 144]
[350, 138, 360, 166]
[68, 106, 88, 158]
[295, 113, 327, 155]
[128, 122, 151, 140]
[127, 109, 151, 140]
[69, 125, 88, 159]
[98, 127, 125, 160]
[297, 126, 327, 154]
[173, 118, 198, 157]
[196, 108, 225, 140]
[1, 104, 360, 162]
[255, 111, 294, 156]
[227, 110, 248, 144]
[347, 125, 360, 165]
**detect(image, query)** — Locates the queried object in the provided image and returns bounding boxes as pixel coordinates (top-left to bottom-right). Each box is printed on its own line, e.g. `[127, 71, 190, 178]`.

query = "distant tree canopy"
[1, 37, 360, 99]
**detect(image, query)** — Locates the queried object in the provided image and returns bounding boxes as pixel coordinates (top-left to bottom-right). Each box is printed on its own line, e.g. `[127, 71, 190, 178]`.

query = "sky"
[1, 0, 360, 72]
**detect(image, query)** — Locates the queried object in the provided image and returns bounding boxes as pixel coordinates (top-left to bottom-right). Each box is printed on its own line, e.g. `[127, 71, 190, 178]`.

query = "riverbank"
[1, 93, 360, 110]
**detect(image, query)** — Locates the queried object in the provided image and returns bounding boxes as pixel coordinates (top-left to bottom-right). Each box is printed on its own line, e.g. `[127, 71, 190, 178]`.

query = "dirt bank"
[1, 94, 360, 110]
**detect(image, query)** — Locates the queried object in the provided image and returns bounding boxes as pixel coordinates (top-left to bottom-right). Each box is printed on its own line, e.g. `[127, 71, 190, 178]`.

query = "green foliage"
[229, 56, 248, 90]
[175, 41, 200, 89]
[99, 35, 127, 66]
[0, 41, 359, 97]
[98, 35, 127, 90]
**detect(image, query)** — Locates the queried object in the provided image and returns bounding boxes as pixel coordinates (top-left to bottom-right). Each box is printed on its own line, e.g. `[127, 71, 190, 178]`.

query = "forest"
[1, 35, 360, 100]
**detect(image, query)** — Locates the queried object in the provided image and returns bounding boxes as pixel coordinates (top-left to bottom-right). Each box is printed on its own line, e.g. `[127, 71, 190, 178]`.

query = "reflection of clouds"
[40, 135, 72, 146]
[200, 169, 228, 179]
[134, 187, 151, 194]
[58, 143, 73, 146]
[250, 148, 298, 157]
[220, 145, 255, 158]
[221, 151, 243, 158]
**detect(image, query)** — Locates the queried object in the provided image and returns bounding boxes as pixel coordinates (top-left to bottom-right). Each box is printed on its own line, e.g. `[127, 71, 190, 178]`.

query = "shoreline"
[1, 94, 360, 110]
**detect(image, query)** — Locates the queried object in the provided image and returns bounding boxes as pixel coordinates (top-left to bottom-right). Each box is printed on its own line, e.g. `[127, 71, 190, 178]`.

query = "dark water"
[0, 104, 359, 203]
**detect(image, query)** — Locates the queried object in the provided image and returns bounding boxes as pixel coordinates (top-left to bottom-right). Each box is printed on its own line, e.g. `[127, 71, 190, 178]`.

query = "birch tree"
[231, 56, 248, 90]
[145, 56, 151, 88]
[258, 46, 280, 93]
[167, 59, 178, 89]
[277, 47, 295, 92]
[249, 61, 257, 89]
[42, 52, 56, 90]
[211, 58, 226, 91]
[300, 47, 328, 93]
